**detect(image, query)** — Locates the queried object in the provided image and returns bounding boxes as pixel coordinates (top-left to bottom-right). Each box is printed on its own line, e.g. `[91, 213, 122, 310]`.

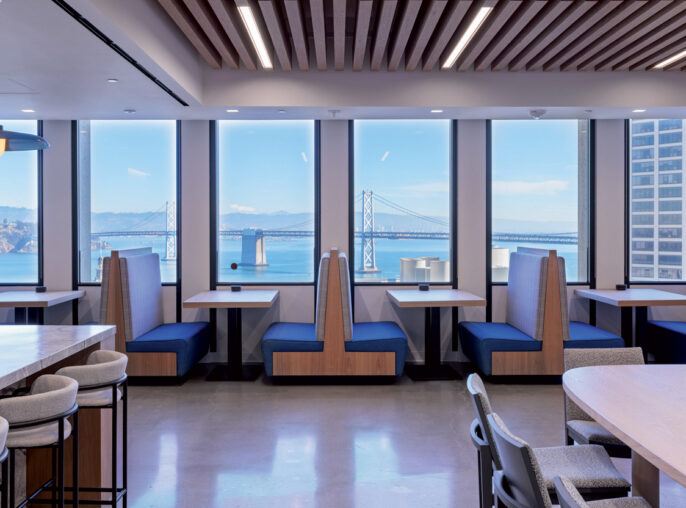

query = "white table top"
[563, 365, 686, 487]
[386, 289, 486, 308]
[575, 288, 686, 307]
[0, 290, 85, 308]
[183, 289, 279, 309]
[0, 325, 116, 389]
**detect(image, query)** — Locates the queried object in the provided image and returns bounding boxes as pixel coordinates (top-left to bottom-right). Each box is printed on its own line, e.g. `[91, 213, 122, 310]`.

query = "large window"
[216, 121, 316, 284]
[0, 120, 40, 284]
[629, 119, 686, 282]
[352, 120, 452, 284]
[490, 120, 591, 283]
[76, 120, 178, 283]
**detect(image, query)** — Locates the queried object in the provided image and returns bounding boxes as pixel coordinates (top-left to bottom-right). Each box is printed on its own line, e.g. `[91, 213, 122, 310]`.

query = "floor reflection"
[131, 433, 178, 508]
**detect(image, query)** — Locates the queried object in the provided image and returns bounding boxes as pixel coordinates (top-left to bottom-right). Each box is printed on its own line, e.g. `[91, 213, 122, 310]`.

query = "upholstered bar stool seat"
[554, 476, 650, 508]
[57, 350, 127, 407]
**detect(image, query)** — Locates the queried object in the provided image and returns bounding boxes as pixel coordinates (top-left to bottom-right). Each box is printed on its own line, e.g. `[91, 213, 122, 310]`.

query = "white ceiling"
[2, 0, 686, 120]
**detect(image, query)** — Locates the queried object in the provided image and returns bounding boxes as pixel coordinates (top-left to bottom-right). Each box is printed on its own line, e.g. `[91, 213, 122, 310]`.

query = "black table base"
[406, 307, 462, 381]
[206, 307, 263, 382]
[14, 307, 44, 325]
[206, 364, 263, 382]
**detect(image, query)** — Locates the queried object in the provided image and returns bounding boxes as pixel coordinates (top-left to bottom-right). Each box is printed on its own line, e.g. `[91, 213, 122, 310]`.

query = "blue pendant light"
[0, 125, 50, 157]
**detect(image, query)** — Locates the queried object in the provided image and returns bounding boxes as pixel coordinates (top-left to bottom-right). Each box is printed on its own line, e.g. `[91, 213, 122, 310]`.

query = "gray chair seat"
[57, 350, 127, 408]
[5, 420, 73, 449]
[534, 445, 630, 492]
[567, 420, 625, 446]
[554, 476, 650, 508]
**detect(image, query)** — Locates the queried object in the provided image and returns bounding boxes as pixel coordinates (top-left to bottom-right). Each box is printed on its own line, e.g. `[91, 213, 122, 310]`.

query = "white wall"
[7, 117, 686, 365]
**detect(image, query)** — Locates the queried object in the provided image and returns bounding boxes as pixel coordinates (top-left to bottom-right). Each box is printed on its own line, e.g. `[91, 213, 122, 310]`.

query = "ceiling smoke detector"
[529, 109, 546, 120]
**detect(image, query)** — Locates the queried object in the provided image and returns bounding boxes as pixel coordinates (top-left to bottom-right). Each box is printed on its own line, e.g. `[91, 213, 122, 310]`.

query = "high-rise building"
[630, 119, 685, 281]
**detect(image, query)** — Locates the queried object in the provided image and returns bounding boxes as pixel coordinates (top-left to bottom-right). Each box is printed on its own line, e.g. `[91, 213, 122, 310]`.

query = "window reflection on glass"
[629, 119, 686, 282]
[0, 120, 39, 284]
[353, 120, 452, 284]
[216, 120, 316, 284]
[77, 120, 177, 283]
[490, 120, 590, 283]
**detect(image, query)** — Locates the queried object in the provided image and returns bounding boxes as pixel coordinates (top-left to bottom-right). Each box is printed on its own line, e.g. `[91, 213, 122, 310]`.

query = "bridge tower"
[165, 200, 176, 260]
[240, 228, 268, 266]
[358, 190, 380, 273]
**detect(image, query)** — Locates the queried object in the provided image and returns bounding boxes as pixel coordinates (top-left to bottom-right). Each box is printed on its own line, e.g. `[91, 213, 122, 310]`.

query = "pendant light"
[0, 125, 50, 157]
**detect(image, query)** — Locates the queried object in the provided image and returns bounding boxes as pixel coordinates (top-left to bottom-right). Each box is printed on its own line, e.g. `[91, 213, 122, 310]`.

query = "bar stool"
[57, 351, 127, 507]
[1, 416, 8, 508]
[0, 374, 79, 508]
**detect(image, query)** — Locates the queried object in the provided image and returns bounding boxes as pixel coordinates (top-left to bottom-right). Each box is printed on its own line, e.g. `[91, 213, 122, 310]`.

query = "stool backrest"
[119, 253, 164, 341]
[467, 373, 501, 469]
[0, 375, 77, 424]
[553, 476, 588, 508]
[337, 252, 353, 341]
[0, 415, 7, 451]
[563, 347, 644, 422]
[57, 350, 128, 389]
[314, 253, 330, 341]
[506, 252, 548, 340]
[487, 413, 551, 508]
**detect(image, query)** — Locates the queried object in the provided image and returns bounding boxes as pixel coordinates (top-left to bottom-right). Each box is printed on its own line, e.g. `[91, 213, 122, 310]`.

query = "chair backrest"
[0, 416, 7, 452]
[506, 252, 548, 340]
[119, 253, 164, 341]
[556, 257, 570, 341]
[0, 375, 78, 424]
[338, 252, 353, 341]
[563, 347, 644, 422]
[99, 256, 111, 324]
[553, 476, 588, 508]
[487, 413, 551, 508]
[314, 253, 330, 341]
[467, 373, 502, 469]
[57, 350, 128, 389]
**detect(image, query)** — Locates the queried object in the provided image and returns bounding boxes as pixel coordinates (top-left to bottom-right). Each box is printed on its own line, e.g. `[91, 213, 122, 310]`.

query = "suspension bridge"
[92, 193, 578, 269]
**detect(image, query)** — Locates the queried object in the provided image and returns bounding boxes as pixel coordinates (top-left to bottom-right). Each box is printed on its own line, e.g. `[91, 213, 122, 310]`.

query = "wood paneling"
[157, 0, 686, 72]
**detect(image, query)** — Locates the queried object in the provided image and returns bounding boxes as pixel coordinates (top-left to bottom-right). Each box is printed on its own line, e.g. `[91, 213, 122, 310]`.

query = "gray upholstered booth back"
[506, 252, 548, 340]
[338, 253, 353, 342]
[120, 253, 164, 341]
[99, 256, 111, 325]
[314, 253, 330, 341]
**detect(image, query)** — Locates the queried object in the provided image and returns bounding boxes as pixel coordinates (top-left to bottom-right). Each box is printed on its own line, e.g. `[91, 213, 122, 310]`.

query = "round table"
[563, 365, 686, 507]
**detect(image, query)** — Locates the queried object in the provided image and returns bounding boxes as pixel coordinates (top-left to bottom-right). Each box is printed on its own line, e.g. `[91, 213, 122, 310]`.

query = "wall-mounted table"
[386, 289, 486, 381]
[184, 289, 279, 381]
[564, 365, 686, 507]
[0, 290, 85, 324]
[575, 288, 686, 351]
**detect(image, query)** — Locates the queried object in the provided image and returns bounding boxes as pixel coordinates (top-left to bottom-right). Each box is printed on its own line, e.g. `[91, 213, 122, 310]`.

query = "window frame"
[0, 120, 44, 287]
[347, 119, 458, 288]
[210, 120, 321, 287]
[71, 120, 181, 288]
[625, 118, 686, 286]
[485, 119, 595, 321]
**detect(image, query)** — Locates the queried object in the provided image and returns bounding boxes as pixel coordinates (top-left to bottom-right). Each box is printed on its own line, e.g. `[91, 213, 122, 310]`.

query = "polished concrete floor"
[127, 369, 685, 508]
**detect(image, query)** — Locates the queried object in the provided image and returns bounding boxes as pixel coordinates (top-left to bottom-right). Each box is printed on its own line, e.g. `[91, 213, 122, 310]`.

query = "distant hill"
[0, 206, 37, 223]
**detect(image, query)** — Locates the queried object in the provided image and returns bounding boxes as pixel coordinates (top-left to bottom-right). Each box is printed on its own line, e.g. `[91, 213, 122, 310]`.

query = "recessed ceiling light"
[226, 109, 239, 113]
[124, 109, 136, 114]
[237, 4, 273, 69]
[21, 109, 35, 113]
[107, 78, 118, 83]
[654, 49, 686, 69]
[430, 109, 443, 113]
[442, 6, 494, 69]
[632, 109, 646, 113]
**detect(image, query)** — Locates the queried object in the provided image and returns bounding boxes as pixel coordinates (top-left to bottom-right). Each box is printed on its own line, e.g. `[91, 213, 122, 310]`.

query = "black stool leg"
[72, 412, 79, 508]
[58, 419, 65, 508]
[112, 386, 117, 506]
[1, 454, 8, 508]
[52, 445, 57, 508]
[123, 381, 128, 508]
[9, 449, 15, 508]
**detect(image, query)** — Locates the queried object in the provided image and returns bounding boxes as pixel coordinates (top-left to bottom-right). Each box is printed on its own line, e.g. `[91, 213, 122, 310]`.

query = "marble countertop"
[0, 325, 116, 389]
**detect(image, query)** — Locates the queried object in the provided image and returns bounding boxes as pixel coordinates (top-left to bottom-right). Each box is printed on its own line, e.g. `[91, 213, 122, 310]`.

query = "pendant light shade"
[0, 125, 49, 157]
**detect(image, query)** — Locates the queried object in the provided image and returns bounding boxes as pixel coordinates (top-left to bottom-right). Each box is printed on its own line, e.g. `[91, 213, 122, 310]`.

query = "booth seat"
[645, 320, 686, 363]
[119, 253, 210, 377]
[459, 251, 623, 376]
[261, 252, 407, 376]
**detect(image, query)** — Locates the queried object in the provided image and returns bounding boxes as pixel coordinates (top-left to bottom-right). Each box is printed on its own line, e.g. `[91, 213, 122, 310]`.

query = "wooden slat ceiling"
[158, 0, 686, 72]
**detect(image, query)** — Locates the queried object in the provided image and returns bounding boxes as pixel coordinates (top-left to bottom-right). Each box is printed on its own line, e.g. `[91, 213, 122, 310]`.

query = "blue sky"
[218, 120, 315, 215]
[0, 120, 38, 210]
[354, 120, 451, 219]
[492, 119, 582, 227]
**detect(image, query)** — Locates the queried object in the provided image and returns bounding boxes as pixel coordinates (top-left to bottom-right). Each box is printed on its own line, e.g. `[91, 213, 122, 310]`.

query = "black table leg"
[620, 307, 633, 348]
[406, 307, 461, 381]
[72, 299, 79, 325]
[206, 308, 262, 381]
[635, 306, 648, 359]
[14, 307, 27, 324]
[589, 300, 596, 327]
[27, 308, 44, 325]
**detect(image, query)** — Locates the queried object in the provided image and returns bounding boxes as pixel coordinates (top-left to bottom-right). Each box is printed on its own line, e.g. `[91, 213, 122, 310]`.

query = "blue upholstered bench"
[119, 253, 210, 377]
[261, 252, 407, 376]
[645, 320, 686, 363]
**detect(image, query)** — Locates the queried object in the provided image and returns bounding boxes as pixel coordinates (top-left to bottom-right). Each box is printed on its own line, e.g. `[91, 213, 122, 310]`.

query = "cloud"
[492, 180, 568, 195]
[301, 152, 308, 163]
[230, 204, 256, 213]
[127, 168, 150, 177]
[381, 151, 390, 162]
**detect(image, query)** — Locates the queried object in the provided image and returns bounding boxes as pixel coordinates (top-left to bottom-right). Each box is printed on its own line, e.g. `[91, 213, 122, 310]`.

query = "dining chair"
[553, 476, 650, 508]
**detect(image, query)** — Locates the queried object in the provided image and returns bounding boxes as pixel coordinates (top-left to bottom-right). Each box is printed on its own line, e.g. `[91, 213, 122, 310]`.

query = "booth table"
[184, 289, 279, 381]
[386, 289, 486, 380]
[0, 290, 84, 324]
[563, 365, 686, 507]
[575, 288, 686, 351]
[0, 325, 116, 503]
